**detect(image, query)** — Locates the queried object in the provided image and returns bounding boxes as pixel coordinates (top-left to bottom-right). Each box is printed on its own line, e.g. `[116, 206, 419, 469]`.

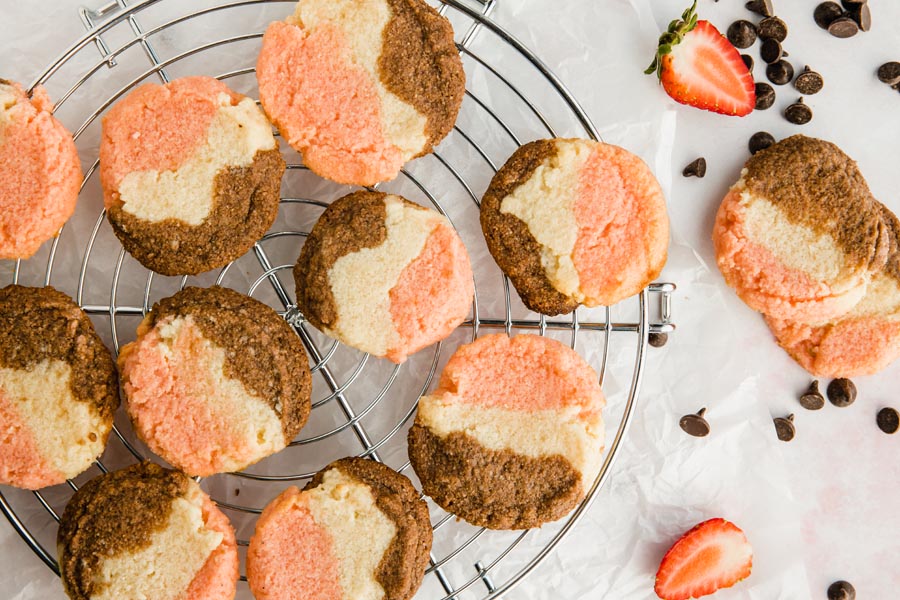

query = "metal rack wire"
[0, 1, 676, 598]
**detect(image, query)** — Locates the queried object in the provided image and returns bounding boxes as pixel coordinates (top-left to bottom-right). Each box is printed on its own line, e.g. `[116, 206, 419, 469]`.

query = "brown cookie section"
[140, 286, 311, 440]
[380, 0, 465, 154]
[293, 191, 389, 331]
[107, 148, 285, 276]
[480, 140, 579, 316]
[0, 285, 118, 420]
[878, 204, 900, 282]
[744, 135, 889, 274]
[407, 425, 583, 530]
[306, 458, 431, 600]
[57, 462, 191, 600]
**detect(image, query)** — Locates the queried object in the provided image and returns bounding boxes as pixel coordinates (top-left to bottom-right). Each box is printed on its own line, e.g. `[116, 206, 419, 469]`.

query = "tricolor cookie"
[256, 0, 465, 185]
[481, 138, 669, 316]
[118, 286, 311, 477]
[0, 285, 117, 490]
[58, 461, 238, 600]
[408, 333, 606, 530]
[766, 204, 900, 377]
[0, 80, 82, 259]
[100, 76, 285, 276]
[294, 191, 473, 363]
[247, 457, 431, 600]
[713, 135, 890, 323]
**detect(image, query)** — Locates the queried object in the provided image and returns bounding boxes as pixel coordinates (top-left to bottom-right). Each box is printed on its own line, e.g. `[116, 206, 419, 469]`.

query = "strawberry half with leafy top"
[654, 518, 753, 600]
[646, 1, 755, 116]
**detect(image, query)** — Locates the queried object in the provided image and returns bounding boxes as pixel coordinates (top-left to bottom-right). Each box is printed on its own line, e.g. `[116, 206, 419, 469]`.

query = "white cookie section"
[118, 93, 276, 226]
[327, 195, 442, 357]
[291, 0, 428, 158]
[499, 139, 590, 301]
[0, 83, 19, 133]
[306, 468, 397, 600]
[0, 359, 108, 479]
[91, 486, 223, 600]
[417, 395, 605, 494]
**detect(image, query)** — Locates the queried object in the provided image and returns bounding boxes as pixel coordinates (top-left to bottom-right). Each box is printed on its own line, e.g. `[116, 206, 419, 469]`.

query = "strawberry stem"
[645, 0, 699, 79]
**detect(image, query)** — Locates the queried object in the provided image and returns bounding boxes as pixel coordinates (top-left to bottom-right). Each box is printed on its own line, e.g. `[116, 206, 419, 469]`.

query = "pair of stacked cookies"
[714, 134, 900, 377]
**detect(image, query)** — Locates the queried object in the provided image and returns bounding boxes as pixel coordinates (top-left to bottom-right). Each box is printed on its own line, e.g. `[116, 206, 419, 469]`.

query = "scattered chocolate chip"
[761, 38, 784, 64]
[877, 407, 899, 434]
[766, 59, 795, 85]
[827, 378, 857, 407]
[728, 20, 759, 49]
[748, 131, 776, 154]
[828, 17, 859, 38]
[847, 3, 872, 31]
[815, 2, 844, 29]
[755, 82, 776, 109]
[827, 580, 856, 600]
[745, 0, 774, 17]
[794, 67, 824, 94]
[742, 54, 754, 71]
[679, 408, 710, 437]
[648, 332, 669, 347]
[785, 97, 813, 124]
[799, 381, 825, 410]
[758, 16, 788, 42]
[774, 414, 796, 441]
[878, 62, 900, 85]
[682, 158, 707, 178]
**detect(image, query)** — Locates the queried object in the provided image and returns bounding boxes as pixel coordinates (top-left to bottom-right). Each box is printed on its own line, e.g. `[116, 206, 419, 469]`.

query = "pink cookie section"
[120, 319, 268, 477]
[713, 189, 864, 322]
[99, 76, 241, 200]
[0, 83, 81, 259]
[247, 487, 342, 600]
[183, 494, 240, 600]
[0, 388, 62, 489]
[387, 224, 473, 363]
[432, 334, 604, 418]
[573, 143, 668, 305]
[256, 21, 404, 186]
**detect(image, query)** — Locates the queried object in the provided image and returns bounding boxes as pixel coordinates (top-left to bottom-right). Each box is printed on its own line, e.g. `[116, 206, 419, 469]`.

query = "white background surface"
[1, 1, 899, 599]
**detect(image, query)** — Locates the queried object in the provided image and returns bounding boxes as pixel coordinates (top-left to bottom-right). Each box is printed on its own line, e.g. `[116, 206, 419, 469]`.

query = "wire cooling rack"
[0, 1, 676, 598]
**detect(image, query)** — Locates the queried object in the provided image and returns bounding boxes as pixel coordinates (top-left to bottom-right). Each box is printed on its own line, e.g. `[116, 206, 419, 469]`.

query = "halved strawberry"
[646, 2, 756, 116]
[654, 518, 753, 600]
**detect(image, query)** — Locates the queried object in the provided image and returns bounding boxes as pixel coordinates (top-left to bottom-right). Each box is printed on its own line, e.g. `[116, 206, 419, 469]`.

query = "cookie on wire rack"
[256, 0, 465, 186]
[480, 138, 669, 316]
[118, 286, 311, 477]
[57, 461, 239, 600]
[0, 79, 82, 259]
[247, 457, 432, 600]
[294, 190, 473, 363]
[0, 285, 118, 490]
[100, 76, 285, 276]
[408, 333, 606, 530]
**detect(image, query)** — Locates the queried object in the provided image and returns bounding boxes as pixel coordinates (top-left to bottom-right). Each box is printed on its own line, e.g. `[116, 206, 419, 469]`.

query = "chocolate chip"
[794, 67, 824, 94]
[648, 332, 669, 347]
[877, 407, 899, 434]
[799, 381, 825, 410]
[761, 38, 784, 64]
[755, 82, 776, 109]
[774, 414, 795, 441]
[815, 2, 844, 29]
[766, 59, 795, 85]
[827, 378, 857, 407]
[840, 0, 866, 8]
[742, 54, 754, 71]
[748, 131, 776, 154]
[785, 97, 813, 124]
[827, 580, 856, 600]
[847, 3, 872, 31]
[679, 408, 710, 437]
[745, 0, 774, 17]
[682, 158, 707, 178]
[828, 17, 859, 38]
[758, 16, 788, 42]
[728, 20, 758, 49]
[878, 62, 900, 85]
